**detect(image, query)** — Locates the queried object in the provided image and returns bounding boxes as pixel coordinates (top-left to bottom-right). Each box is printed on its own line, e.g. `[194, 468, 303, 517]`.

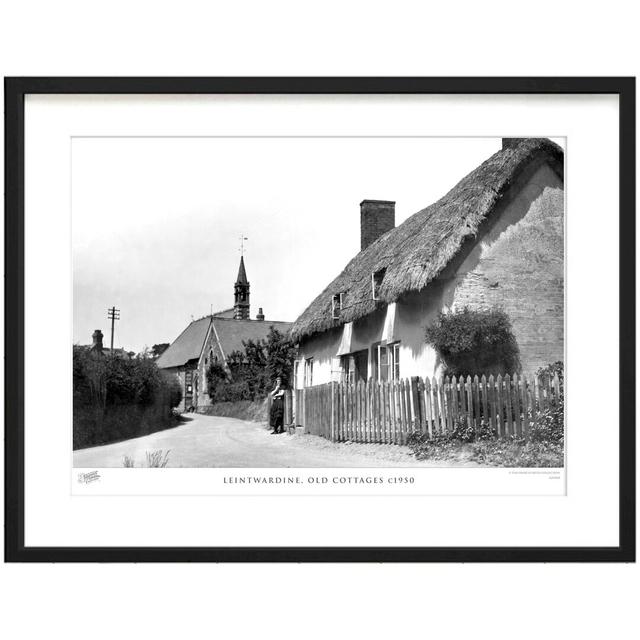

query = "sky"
[72, 137, 559, 353]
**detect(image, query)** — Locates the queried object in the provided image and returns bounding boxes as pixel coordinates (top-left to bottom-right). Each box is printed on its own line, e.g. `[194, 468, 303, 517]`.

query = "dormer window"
[372, 268, 386, 300]
[332, 292, 344, 320]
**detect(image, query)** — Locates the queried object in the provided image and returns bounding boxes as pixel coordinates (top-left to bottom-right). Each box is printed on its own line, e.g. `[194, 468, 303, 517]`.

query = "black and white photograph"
[6, 76, 632, 564]
[72, 135, 565, 471]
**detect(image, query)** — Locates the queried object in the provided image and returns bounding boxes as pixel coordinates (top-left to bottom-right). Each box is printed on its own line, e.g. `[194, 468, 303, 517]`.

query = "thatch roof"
[291, 138, 563, 341]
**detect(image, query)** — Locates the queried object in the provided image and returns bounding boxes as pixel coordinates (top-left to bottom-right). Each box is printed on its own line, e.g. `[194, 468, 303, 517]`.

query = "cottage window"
[389, 341, 401, 381]
[331, 293, 344, 320]
[341, 355, 353, 384]
[342, 350, 368, 384]
[372, 268, 386, 300]
[371, 342, 400, 381]
[372, 342, 389, 381]
[304, 357, 314, 387]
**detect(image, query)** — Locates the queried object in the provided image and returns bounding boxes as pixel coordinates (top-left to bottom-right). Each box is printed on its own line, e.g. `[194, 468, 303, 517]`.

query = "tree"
[265, 327, 296, 389]
[151, 343, 170, 359]
[136, 345, 152, 360]
[204, 327, 297, 402]
[205, 360, 229, 399]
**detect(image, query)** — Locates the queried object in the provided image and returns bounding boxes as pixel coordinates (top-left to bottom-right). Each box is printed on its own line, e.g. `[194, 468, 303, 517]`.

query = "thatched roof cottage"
[291, 138, 564, 388]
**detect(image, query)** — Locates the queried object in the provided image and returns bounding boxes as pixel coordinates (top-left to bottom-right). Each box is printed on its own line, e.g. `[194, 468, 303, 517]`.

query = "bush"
[469, 439, 564, 467]
[407, 417, 564, 467]
[407, 417, 494, 461]
[536, 360, 564, 385]
[425, 307, 520, 377]
[73, 346, 182, 450]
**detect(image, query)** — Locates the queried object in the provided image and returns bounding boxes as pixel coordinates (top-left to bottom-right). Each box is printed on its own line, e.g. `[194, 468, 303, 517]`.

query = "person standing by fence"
[269, 376, 286, 434]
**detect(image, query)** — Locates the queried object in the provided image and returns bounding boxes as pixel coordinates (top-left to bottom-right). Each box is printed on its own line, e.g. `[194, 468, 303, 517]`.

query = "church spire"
[234, 256, 250, 319]
[236, 255, 248, 285]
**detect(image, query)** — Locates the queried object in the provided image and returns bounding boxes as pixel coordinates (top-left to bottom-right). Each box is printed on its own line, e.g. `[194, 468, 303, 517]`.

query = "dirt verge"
[198, 398, 269, 422]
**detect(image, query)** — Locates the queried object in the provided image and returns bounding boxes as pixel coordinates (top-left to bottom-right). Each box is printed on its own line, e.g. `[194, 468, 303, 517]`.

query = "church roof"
[156, 316, 211, 369]
[212, 307, 235, 318]
[156, 315, 293, 369]
[236, 256, 249, 284]
[212, 317, 292, 358]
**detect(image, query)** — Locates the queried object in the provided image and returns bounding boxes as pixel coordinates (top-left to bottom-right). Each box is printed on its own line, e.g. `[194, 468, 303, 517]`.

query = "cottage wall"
[296, 327, 342, 386]
[296, 162, 564, 383]
[451, 166, 564, 375]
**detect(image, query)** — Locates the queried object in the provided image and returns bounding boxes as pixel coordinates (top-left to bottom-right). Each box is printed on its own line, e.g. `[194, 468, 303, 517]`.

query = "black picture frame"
[4, 77, 635, 563]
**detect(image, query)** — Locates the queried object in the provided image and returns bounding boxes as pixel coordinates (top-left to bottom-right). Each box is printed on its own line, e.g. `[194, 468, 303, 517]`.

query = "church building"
[157, 256, 292, 411]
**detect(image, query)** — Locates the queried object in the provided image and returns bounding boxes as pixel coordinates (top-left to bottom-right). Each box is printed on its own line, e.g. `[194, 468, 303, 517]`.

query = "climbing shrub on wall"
[206, 327, 296, 402]
[425, 307, 520, 377]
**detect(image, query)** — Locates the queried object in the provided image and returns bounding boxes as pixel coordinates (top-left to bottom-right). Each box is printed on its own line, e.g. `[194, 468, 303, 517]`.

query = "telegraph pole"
[107, 306, 120, 354]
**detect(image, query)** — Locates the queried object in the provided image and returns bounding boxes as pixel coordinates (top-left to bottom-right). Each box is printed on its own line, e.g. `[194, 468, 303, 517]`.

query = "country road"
[73, 413, 458, 468]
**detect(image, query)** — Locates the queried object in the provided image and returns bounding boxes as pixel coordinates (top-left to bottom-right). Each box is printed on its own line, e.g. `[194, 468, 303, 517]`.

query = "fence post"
[501, 374, 509, 437]
[513, 373, 521, 437]
[465, 375, 473, 432]
[481, 375, 488, 429]
[424, 377, 433, 439]
[521, 375, 530, 439]
[553, 373, 561, 402]
[451, 376, 459, 427]
[330, 381, 336, 442]
[410, 376, 420, 434]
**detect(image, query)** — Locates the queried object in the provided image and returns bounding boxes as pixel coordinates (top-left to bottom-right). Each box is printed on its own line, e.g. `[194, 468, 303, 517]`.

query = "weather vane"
[239, 235, 248, 256]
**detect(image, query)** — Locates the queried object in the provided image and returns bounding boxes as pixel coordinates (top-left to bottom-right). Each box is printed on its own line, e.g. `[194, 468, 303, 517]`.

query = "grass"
[407, 407, 564, 468]
[407, 435, 564, 468]
[121, 449, 171, 468]
[467, 439, 563, 467]
[146, 449, 171, 468]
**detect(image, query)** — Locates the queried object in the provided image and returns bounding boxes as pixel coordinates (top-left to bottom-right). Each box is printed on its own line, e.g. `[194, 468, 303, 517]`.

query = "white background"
[1, 2, 638, 640]
[27, 95, 601, 544]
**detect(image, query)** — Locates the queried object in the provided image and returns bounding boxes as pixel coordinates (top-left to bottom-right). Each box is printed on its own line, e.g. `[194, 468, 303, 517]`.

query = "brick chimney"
[256, 307, 265, 321]
[360, 200, 395, 250]
[92, 329, 104, 352]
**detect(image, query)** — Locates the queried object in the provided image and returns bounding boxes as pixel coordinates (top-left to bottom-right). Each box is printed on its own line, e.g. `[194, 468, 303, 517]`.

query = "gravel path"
[73, 413, 464, 468]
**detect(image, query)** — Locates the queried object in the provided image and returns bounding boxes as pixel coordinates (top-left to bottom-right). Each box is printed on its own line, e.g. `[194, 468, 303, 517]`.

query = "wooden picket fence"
[294, 373, 562, 445]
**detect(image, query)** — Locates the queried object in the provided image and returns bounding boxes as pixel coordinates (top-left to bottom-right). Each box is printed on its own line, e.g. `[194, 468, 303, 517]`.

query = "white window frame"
[304, 357, 314, 387]
[389, 341, 401, 381]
